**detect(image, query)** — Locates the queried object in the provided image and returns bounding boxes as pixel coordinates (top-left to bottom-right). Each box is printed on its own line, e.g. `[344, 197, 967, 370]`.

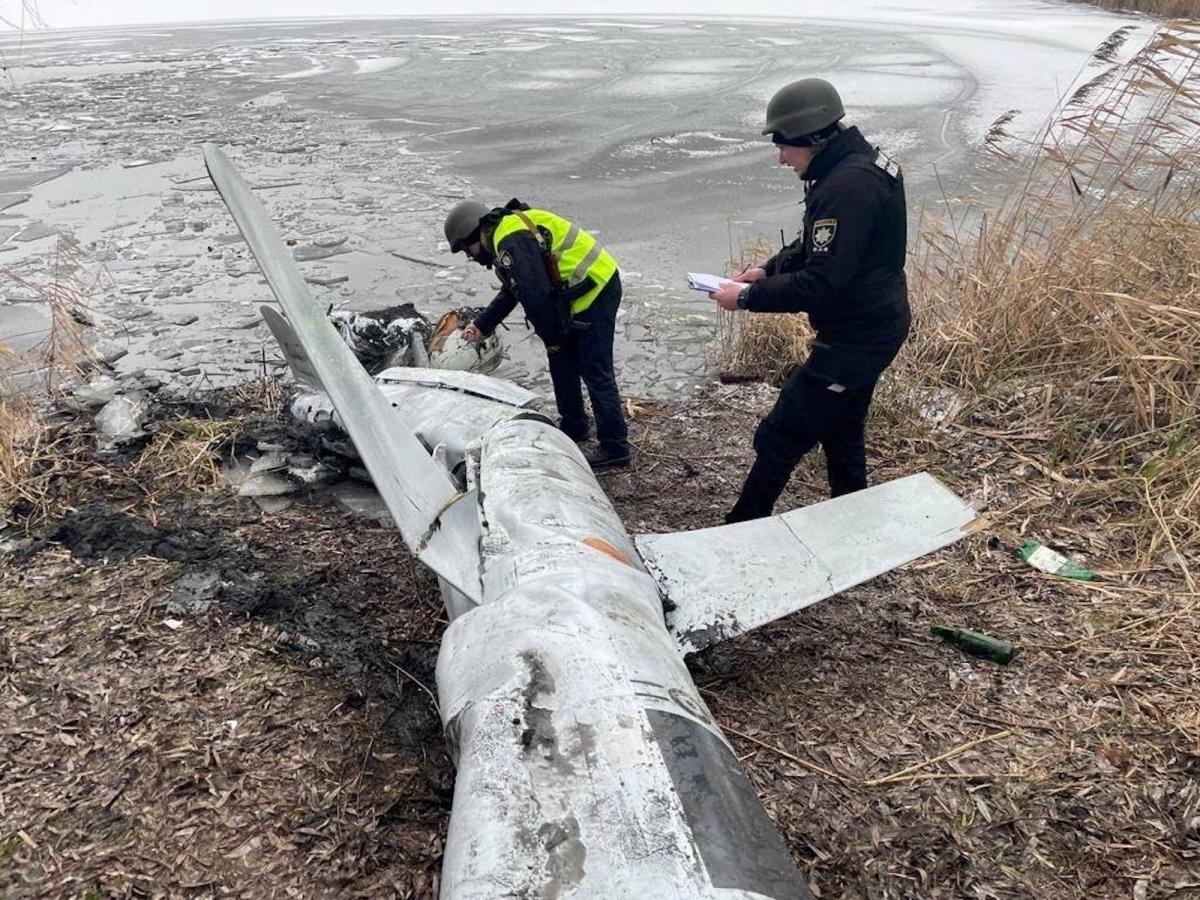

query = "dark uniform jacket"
[473, 226, 562, 343]
[745, 126, 910, 388]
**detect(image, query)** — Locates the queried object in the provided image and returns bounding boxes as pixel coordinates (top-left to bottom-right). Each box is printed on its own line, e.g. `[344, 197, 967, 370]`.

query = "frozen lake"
[0, 5, 1138, 395]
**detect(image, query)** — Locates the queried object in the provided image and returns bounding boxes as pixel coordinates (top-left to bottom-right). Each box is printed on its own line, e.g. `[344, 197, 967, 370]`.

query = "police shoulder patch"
[874, 151, 902, 179]
[497, 250, 513, 269]
[811, 218, 838, 253]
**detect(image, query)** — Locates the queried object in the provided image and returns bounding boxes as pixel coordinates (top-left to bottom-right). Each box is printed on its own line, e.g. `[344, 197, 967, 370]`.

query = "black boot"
[584, 443, 632, 470]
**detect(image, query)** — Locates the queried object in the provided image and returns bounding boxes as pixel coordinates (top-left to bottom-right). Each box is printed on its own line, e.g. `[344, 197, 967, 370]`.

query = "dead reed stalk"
[1074, 1, 1200, 18]
[0, 371, 43, 521]
[0, 237, 114, 523]
[905, 22, 1200, 557]
[0, 235, 106, 394]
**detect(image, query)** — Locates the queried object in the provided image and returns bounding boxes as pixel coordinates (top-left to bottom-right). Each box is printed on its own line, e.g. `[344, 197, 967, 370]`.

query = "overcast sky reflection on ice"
[0, 0, 1131, 31]
[14, 0, 827, 30]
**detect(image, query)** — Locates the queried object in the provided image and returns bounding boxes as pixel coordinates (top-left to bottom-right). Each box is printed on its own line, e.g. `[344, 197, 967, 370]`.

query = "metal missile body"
[203, 144, 976, 899]
[439, 418, 811, 897]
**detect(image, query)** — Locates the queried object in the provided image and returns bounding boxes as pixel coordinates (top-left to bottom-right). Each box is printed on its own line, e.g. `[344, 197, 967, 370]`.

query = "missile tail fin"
[260, 305, 323, 389]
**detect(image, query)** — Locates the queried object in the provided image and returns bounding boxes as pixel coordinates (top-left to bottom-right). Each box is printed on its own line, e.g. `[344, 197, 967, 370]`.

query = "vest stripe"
[560, 223, 581, 255]
[569, 242, 604, 286]
[489, 208, 618, 314]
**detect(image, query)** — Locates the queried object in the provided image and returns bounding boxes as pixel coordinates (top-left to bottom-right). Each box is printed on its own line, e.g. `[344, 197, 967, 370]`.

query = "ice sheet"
[0, 6, 1143, 400]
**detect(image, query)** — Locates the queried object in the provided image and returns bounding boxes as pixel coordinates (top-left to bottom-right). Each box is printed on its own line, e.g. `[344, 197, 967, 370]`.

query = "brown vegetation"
[905, 21, 1200, 561]
[1078, 1, 1200, 18]
[717, 237, 817, 385]
[1, 238, 101, 526]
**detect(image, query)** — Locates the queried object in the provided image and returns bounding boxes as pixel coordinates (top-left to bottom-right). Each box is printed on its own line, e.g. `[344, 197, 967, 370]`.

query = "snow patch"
[603, 73, 731, 98]
[353, 56, 406, 74]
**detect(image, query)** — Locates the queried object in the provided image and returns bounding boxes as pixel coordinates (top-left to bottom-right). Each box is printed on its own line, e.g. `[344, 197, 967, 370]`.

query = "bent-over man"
[445, 198, 631, 469]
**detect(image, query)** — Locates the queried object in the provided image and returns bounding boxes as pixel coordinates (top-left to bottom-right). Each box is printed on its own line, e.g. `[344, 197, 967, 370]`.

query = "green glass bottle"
[1018, 539, 1095, 581]
[930, 625, 1016, 665]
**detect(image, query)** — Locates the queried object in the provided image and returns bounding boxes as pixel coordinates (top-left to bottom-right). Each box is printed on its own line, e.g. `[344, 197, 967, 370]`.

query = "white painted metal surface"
[227, 147, 976, 900]
[635, 473, 977, 654]
[438, 418, 812, 899]
[376, 365, 541, 408]
[261, 305, 322, 389]
[204, 144, 482, 601]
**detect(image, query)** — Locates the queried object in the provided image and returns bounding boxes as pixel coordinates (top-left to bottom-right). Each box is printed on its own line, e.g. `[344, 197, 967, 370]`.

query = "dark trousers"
[727, 369, 880, 523]
[547, 273, 628, 452]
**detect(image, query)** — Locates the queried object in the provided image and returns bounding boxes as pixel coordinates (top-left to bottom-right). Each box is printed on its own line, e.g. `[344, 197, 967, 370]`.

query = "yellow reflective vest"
[485, 208, 618, 315]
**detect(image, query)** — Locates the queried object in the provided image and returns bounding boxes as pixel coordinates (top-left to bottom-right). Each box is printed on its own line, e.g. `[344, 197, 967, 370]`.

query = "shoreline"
[2, 375, 1195, 897]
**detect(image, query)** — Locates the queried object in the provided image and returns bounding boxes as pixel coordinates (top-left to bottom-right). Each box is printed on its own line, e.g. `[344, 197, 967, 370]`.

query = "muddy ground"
[1, 378, 1197, 899]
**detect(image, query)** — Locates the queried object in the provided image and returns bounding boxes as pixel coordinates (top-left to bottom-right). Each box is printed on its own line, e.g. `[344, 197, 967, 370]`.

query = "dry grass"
[2, 413, 225, 532]
[0, 383, 43, 522]
[129, 417, 244, 495]
[904, 21, 1200, 560]
[1077, 1, 1200, 18]
[0, 397, 290, 532]
[0, 389, 283, 534]
[126, 380, 285, 502]
[719, 311, 813, 384]
[1, 236, 111, 523]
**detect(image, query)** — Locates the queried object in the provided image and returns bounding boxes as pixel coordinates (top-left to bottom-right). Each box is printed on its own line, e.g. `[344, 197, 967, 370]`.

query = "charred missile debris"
[204, 144, 976, 898]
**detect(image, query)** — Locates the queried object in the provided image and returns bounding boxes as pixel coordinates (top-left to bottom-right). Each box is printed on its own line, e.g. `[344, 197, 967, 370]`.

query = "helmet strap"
[773, 121, 844, 148]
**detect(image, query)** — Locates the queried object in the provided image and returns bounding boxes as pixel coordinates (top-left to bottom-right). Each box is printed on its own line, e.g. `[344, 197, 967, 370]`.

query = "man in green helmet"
[444, 198, 631, 469]
[709, 78, 910, 521]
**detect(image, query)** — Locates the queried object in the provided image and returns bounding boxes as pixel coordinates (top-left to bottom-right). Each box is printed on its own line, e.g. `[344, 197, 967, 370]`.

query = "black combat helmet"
[444, 200, 489, 252]
[762, 78, 845, 144]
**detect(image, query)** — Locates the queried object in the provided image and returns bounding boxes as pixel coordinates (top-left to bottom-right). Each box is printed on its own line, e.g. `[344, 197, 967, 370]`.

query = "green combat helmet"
[444, 200, 489, 252]
[762, 78, 845, 143]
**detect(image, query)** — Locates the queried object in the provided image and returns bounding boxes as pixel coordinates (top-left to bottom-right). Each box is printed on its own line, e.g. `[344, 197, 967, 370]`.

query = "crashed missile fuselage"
[204, 143, 974, 899]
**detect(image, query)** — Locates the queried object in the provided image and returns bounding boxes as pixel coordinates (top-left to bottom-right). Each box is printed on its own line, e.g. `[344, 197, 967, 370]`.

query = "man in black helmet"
[709, 78, 910, 522]
[444, 198, 631, 469]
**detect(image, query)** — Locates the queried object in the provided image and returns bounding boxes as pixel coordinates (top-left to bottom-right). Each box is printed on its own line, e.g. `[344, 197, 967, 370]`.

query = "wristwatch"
[735, 283, 752, 310]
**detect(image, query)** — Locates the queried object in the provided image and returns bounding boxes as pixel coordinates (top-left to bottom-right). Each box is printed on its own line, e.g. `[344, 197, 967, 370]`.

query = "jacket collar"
[804, 126, 875, 183]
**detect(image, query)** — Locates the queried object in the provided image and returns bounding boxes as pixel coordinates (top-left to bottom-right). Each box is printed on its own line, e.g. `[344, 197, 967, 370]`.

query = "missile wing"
[204, 143, 482, 601]
[635, 474, 976, 653]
